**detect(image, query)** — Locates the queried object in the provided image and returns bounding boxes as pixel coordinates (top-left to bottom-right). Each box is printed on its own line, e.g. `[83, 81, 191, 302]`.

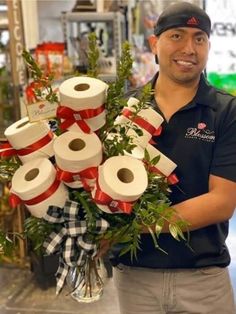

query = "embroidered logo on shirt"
[185, 122, 215, 142]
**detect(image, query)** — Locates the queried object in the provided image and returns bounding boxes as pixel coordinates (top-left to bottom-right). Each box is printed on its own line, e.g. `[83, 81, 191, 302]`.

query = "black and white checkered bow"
[43, 199, 109, 294]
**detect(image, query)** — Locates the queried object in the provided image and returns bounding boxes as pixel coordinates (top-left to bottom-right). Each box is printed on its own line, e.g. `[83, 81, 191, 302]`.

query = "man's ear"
[148, 35, 158, 53]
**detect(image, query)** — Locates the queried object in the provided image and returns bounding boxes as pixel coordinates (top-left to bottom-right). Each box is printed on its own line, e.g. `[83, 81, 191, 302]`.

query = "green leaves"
[24, 216, 57, 255]
[0, 156, 21, 183]
[0, 230, 15, 259]
[87, 32, 100, 78]
[22, 50, 59, 104]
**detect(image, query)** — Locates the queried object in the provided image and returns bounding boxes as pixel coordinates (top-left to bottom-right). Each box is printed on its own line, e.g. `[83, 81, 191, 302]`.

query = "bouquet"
[0, 33, 189, 303]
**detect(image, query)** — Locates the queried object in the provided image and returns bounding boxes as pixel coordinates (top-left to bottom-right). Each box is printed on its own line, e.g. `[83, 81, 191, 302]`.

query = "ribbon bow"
[57, 105, 105, 133]
[43, 200, 109, 294]
[56, 166, 98, 191]
[93, 182, 133, 214]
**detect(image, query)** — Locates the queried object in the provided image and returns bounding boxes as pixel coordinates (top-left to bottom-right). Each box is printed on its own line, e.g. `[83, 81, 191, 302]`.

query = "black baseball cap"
[154, 2, 211, 37]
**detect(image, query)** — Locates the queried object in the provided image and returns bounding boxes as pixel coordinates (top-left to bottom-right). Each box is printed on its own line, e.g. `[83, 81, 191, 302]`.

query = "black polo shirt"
[114, 73, 236, 269]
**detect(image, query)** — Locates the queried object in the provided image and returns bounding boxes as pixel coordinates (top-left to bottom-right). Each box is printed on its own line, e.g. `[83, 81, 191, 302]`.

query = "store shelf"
[61, 11, 127, 79]
[64, 11, 125, 23]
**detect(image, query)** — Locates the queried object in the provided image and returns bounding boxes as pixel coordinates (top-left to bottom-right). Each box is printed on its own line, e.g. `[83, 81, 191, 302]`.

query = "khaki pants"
[113, 264, 236, 314]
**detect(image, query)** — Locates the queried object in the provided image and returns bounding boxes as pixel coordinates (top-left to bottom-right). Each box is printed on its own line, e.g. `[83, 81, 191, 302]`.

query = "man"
[112, 2, 236, 313]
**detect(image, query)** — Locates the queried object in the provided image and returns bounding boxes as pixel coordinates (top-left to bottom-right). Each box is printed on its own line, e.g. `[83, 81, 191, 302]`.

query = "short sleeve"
[210, 98, 236, 182]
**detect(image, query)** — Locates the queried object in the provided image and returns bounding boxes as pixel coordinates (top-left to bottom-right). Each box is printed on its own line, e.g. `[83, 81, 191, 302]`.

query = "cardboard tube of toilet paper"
[98, 155, 148, 202]
[53, 131, 103, 172]
[11, 157, 68, 218]
[145, 143, 177, 177]
[59, 76, 108, 110]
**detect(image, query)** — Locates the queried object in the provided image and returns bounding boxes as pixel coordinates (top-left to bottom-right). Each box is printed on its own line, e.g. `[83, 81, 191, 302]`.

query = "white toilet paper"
[58, 76, 108, 132]
[4, 117, 55, 163]
[115, 97, 164, 148]
[59, 76, 108, 110]
[98, 155, 148, 202]
[53, 131, 102, 188]
[11, 157, 68, 218]
[145, 144, 177, 177]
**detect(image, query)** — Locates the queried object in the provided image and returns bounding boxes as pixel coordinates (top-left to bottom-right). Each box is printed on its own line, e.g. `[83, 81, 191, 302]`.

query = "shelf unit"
[61, 11, 127, 81]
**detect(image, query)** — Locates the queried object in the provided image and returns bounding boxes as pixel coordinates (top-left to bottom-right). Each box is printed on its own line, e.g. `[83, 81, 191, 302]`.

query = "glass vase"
[67, 256, 105, 303]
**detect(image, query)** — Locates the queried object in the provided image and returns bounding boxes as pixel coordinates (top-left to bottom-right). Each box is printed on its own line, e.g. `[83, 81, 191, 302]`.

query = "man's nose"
[182, 38, 196, 54]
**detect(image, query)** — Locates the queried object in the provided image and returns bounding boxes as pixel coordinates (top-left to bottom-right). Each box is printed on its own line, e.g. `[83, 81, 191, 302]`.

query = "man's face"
[151, 27, 210, 84]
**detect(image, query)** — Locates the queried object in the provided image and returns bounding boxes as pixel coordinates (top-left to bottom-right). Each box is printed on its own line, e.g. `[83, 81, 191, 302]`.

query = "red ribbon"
[57, 105, 105, 133]
[93, 182, 133, 214]
[0, 131, 54, 158]
[122, 108, 161, 136]
[149, 165, 179, 185]
[56, 166, 98, 191]
[0, 143, 15, 157]
[9, 178, 61, 208]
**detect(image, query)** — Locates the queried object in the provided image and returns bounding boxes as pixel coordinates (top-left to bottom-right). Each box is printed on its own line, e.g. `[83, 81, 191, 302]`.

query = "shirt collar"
[150, 72, 217, 111]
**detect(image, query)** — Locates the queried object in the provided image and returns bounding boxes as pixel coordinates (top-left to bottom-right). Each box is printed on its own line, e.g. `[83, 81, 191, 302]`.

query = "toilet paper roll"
[98, 155, 148, 202]
[64, 110, 106, 133]
[54, 131, 102, 188]
[11, 157, 68, 218]
[4, 117, 55, 163]
[91, 188, 124, 214]
[59, 76, 108, 110]
[115, 98, 164, 148]
[127, 97, 140, 108]
[145, 144, 177, 177]
[127, 97, 164, 129]
[54, 131, 103, 172]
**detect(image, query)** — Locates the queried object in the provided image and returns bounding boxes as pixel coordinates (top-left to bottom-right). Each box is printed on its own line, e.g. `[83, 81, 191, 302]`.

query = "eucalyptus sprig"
[22, 50, 59, 104]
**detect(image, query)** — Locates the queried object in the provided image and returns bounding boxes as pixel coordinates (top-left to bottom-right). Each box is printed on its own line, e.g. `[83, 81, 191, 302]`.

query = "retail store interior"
[1, 0, 236, 313]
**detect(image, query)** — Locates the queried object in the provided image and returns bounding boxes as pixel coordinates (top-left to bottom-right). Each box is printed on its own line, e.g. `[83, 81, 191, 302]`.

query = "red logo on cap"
[187, 17, 199, 25]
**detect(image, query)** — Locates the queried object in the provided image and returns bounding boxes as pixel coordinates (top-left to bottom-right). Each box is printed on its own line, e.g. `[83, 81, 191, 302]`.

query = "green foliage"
[24, 216, 57, 255]
[102, 83, 154, 157]
[22, 50, 59, 104]
[0, 156, 21, 183]
[0, 229, 15, 259]
[87, 32, 100, 78]
[105, 41, 133, 125]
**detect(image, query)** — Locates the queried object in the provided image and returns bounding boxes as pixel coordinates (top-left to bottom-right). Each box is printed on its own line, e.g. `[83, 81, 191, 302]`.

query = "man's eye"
[171, 34, 181, 40]
[196, 37, 206, 44]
